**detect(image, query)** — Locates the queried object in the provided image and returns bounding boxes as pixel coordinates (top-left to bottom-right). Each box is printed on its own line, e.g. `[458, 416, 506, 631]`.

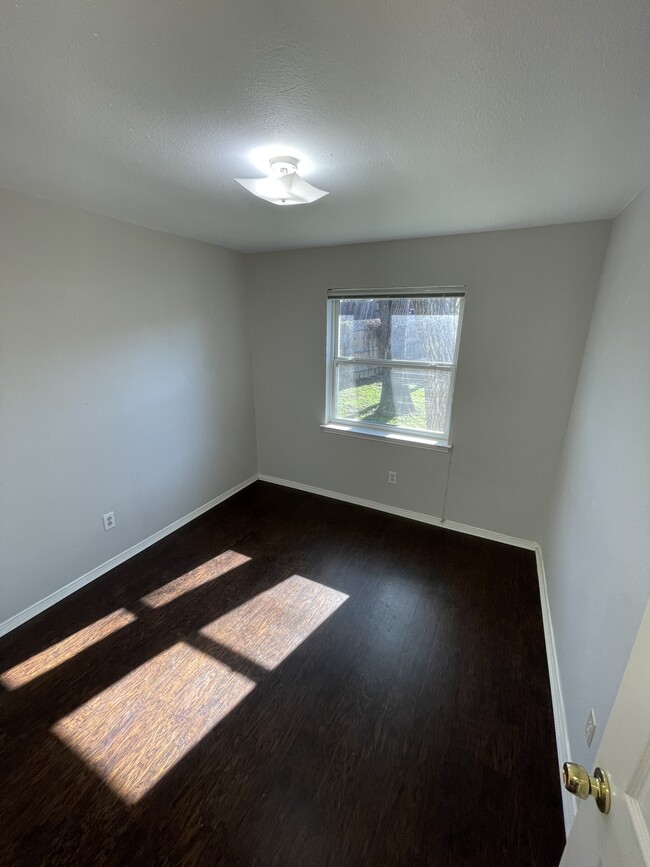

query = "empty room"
[1, 1, 649, 865]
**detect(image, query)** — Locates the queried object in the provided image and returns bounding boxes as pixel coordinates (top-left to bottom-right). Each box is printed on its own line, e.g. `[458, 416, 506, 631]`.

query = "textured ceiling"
[1, 0, 649, 252]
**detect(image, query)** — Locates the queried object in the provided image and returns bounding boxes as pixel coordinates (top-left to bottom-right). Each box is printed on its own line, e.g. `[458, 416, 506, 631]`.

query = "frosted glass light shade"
[234, 172, 328, 206]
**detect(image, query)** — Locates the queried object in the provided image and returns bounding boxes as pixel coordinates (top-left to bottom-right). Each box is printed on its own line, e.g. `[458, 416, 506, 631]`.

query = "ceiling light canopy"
[235, 155, 329, 206]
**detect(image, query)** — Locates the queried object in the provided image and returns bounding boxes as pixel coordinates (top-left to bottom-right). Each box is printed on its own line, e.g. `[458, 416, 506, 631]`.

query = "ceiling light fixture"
[235, 155, 329, 206]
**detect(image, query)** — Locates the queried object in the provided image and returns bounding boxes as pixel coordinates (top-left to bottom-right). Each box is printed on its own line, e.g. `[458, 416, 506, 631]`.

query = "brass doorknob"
[562, 762, 611, 814]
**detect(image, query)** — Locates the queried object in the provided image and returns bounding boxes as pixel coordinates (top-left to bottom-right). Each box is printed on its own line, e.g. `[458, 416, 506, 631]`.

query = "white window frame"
[322, 286, 466, 450]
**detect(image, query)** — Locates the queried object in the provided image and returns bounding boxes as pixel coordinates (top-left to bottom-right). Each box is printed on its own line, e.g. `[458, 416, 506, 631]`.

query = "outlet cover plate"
[103, 511, 116, 531]
[585, 708, 597, 748]
[388, 470, 397, 484]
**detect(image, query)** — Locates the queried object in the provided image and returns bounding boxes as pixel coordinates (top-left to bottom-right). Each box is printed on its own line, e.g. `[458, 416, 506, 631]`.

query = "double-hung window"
[324, 287, 465, 449]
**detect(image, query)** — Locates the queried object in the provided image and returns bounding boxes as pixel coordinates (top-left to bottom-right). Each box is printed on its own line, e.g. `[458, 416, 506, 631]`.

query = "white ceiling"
[1, 0, 649, 252]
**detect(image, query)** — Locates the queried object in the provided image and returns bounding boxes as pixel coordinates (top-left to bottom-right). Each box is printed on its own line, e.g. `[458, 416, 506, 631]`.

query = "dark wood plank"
[0, 481, 565, 866]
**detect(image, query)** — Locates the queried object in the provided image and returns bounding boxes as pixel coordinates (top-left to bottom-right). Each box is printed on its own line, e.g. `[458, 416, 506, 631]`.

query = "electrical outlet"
[585, 708, 597, 747]
[388, 470, 398, 484]
[102, 511, 116, 531]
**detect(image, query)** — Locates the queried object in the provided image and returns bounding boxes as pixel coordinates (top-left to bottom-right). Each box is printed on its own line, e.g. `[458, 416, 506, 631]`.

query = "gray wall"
[0, 188, 257, 624]
[542, 185, 650, 768]
[247, 222, 610, 542]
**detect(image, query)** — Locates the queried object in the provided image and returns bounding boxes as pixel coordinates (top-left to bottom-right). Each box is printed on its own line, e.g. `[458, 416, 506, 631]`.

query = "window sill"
[320, 423, 451, 452]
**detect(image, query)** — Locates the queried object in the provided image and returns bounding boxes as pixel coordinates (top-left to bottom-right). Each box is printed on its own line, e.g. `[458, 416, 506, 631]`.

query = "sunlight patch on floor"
[52, 642, 255, 804]
[141, 550, 251, 608]
[1, 609, 137, 690]
[200, 575, 349, 671]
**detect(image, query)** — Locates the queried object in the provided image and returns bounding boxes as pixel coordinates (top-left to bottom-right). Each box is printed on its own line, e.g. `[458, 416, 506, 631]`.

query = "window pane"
[337, 296, 461, 363]
[335, 362, 452, 434]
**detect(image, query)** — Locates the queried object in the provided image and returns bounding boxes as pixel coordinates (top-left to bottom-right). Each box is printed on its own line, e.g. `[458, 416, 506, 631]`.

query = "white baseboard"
[258, 474, 538, 550]
[260, 474, 572, 831]
[535, 545, 576, 836]
[2, 470, 571, 838]
[0, 476, 258, 638]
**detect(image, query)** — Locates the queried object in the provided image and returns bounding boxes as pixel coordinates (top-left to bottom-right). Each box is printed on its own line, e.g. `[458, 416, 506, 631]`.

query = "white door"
[560, 596, 650, 866]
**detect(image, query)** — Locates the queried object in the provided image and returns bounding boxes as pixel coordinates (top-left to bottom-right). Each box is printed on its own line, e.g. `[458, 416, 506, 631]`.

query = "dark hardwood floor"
[0, 482, 565, 866]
